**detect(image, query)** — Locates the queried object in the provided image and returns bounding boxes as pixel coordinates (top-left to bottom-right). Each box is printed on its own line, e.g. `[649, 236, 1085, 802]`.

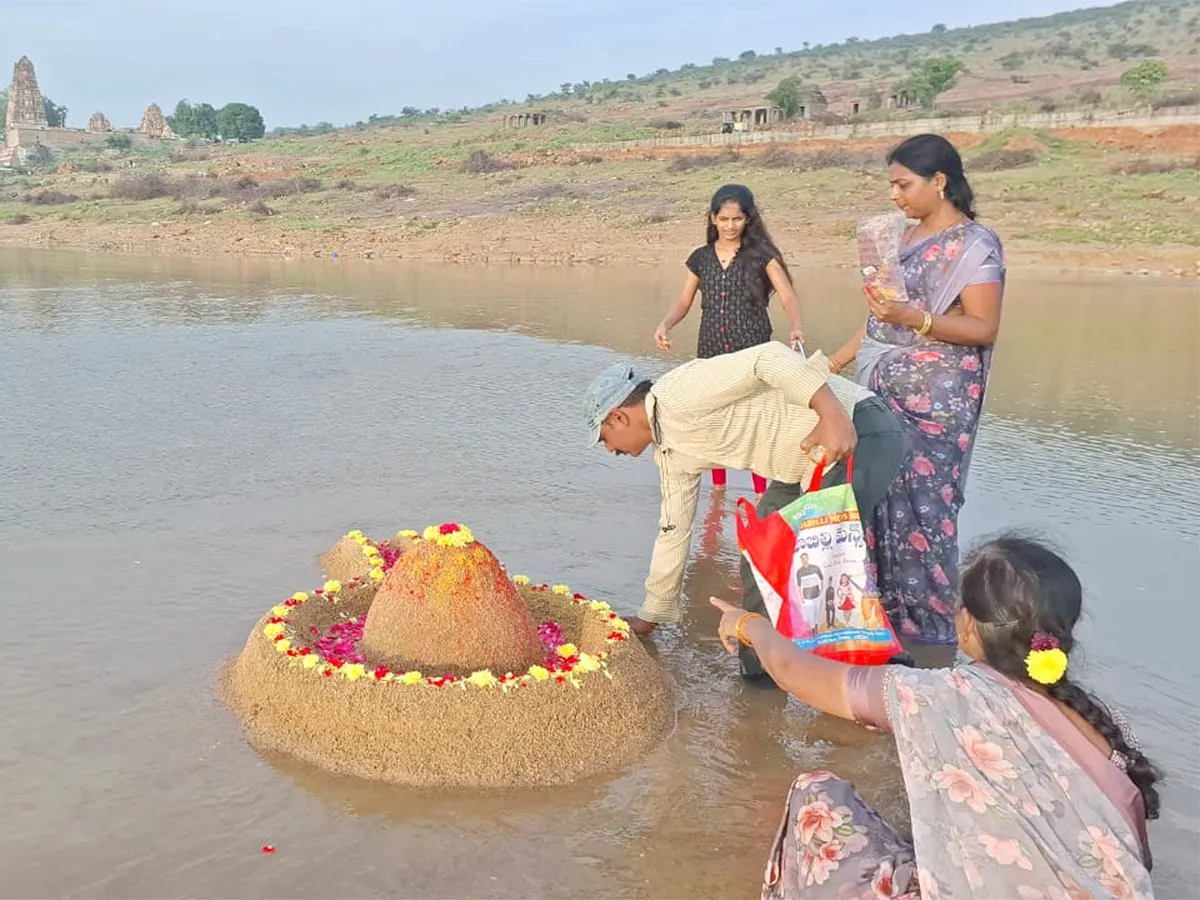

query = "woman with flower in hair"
[828, 134, 1005, 643]
[712, 535, 1160, 899]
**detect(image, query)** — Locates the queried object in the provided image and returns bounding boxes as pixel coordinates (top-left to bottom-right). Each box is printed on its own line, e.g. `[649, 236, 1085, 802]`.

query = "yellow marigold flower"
[557, 643, 579, 659]
[275, 639, 291, 654]
[263, 623, 285, 639]
[291, 592, 309, 602]
[466, 669, 498, 689]
[1026, 648, 1068, 685]
[575, 653, 601, 674]
[369, 567, 385, 582]
[364, 545, 381, 557]
[551, 584, 570, 595]
[341, 663, 366, 681]
[323, 579, 342, 594]
[300, 654, 320, 669]
[513, 575, 531, 586]
[346, 529, 364, 540]
[397, 529, 418, 539]
[611, 618, 630, 633]
[527, 665, 550, 681]
[271, 605, 290, 618]
[398, 671, 423, 685]
[589, 600, 611, 612]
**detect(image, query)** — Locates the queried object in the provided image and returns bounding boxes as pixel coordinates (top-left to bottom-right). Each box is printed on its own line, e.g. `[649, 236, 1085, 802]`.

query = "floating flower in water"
[262, 845, 276, 854]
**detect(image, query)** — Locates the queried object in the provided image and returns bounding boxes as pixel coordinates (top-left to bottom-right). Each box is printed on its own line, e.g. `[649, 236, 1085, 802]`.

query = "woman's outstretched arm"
[655, 272, 701, 349]
[712, 597, 855, 720]
[766, 258, 804, 344]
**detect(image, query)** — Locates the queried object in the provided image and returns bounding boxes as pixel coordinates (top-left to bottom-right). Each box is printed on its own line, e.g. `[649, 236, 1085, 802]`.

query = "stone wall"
[4, 126, 155, 152]
[571, 105, 1200, 151]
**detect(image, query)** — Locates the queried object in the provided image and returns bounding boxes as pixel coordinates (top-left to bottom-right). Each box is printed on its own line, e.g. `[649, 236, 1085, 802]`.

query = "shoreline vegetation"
[1, 0, 1197, 277]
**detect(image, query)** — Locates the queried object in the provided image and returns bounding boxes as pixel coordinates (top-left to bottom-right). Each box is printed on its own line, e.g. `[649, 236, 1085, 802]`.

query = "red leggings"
[711, 468, 768, 494]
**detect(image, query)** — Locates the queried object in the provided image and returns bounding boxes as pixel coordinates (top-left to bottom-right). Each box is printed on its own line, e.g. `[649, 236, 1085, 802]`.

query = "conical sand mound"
[362, 528, 543, 674]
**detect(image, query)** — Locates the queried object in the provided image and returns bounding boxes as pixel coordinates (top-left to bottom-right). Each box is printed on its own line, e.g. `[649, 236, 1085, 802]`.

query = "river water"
[1, 249, 1196, 898]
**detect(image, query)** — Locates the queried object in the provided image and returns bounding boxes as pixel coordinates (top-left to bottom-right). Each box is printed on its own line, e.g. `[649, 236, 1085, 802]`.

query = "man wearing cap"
[583, 341, 906, 678]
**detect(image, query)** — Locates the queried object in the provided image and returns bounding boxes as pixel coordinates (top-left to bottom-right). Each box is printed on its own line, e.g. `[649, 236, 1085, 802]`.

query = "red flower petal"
[262, 845, 276, 854]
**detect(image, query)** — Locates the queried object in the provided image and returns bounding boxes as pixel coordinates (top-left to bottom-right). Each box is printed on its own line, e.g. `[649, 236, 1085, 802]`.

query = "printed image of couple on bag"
[582, 133, 1160, 899]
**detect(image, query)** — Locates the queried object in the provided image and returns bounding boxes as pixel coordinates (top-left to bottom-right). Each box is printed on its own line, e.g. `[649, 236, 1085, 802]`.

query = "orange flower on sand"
[796, 800, 838, 845]
[978, 833, 1033, 870]
[956, 726, 1017, 782]
[932, 764, 993, 814]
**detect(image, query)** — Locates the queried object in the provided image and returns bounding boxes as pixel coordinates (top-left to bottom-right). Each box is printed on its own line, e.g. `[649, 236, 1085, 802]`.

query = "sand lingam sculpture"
[225, 523, 676, 787]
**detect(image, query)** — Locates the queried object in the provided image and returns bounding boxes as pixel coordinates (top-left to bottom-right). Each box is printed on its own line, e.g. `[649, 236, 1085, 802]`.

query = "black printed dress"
[686, 244, 778, 359]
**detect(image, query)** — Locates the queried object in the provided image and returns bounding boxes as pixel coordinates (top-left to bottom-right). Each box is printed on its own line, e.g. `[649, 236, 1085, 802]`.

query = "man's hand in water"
[627, 616, 659, 636]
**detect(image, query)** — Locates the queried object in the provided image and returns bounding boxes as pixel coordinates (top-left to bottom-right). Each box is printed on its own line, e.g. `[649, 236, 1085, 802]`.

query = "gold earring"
[939, 188, 946, 200]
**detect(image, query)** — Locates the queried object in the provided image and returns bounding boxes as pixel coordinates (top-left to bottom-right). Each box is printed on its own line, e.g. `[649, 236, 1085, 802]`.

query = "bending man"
[583, 342, 906, 678]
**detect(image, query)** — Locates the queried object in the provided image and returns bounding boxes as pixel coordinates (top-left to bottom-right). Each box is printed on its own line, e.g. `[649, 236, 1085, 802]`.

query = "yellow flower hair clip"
[1026, 632, 1068, 685]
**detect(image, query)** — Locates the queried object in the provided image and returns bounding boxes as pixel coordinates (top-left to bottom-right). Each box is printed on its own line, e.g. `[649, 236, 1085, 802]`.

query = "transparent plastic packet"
[856, 210, 910, 303]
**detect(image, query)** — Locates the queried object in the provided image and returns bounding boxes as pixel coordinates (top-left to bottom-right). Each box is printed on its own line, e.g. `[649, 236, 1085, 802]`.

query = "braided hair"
[959, 536, 1162, 824]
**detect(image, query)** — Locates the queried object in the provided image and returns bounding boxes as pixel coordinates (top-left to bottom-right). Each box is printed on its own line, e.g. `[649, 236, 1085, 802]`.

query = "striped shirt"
[639, 342, 874, 624]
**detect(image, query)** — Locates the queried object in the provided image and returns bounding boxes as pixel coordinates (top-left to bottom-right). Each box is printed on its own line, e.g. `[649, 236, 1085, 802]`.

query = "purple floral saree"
[853, 221, 1005, 643]
[761, 664, 1153, 899]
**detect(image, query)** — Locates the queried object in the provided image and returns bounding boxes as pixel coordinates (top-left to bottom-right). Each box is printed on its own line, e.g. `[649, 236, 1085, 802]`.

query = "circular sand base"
[223, 580, 677, 788]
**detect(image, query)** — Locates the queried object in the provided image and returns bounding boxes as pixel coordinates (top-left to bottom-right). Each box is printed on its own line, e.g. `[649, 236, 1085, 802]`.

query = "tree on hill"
[1120, 59, 1167, 102]
[216, 102, 265, 141]
[766, 75, 805, 119]
[169, 100, 219, 139]
[44, 97, 67, 127]
[895, 57, 964, 107]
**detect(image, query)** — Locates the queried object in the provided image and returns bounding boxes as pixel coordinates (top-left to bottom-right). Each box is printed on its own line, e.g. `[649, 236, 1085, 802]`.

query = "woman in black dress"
[653, 184, 804, 497]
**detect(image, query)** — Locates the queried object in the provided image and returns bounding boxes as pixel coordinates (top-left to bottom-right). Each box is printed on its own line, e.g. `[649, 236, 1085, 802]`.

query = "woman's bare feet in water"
[627, 616, 659, 637]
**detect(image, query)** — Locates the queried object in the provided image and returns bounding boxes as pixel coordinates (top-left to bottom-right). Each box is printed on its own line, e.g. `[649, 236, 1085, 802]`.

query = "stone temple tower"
[6, 56, 48, 132]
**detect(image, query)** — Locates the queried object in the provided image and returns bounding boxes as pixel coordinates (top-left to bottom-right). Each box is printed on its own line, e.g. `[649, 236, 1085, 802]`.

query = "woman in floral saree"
[712, 536, 1161, 899]
[830, 134, 1005, 643]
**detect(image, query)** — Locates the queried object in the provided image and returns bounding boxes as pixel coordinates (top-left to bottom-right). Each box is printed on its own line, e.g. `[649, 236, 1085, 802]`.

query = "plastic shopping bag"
[736, 456, 902, 665]
[856, 209, 911, 304]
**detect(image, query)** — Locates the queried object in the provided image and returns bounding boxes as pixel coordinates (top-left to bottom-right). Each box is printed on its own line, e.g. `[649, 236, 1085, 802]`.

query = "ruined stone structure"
[721, 105, 785, 131]
[5, 56, 48, 131]
[505, 112, 547, 127]
[1, 56, 169, 167]
[138, 103, 175, 139]
[87, 112, 113, 133]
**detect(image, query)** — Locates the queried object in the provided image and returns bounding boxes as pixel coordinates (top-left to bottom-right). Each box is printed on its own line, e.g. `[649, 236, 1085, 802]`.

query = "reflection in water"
[0, 248, 1196, 898]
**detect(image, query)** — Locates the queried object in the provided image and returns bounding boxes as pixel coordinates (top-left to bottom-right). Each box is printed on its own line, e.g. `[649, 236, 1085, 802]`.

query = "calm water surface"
[1, 249, 1197, 899]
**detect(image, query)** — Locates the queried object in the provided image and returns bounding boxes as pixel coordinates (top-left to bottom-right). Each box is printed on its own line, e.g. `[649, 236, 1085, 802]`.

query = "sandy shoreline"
[1, 216, 1195, 280]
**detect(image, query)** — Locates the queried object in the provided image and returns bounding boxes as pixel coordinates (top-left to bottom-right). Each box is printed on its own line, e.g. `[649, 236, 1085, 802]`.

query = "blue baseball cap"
[583, 362, 642, 445]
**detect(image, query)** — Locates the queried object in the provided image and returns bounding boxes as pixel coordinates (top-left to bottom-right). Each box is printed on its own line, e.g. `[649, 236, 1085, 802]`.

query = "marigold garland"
[259, 527, 632, 691]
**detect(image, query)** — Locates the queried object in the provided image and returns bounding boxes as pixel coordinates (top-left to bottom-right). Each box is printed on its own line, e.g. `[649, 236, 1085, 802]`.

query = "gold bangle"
[735, 612, 763, 647]
[915, 311, 933, 337]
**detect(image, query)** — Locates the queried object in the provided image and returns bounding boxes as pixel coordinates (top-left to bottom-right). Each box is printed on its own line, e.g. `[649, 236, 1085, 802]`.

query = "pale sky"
[3, 0, 1117, 130]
